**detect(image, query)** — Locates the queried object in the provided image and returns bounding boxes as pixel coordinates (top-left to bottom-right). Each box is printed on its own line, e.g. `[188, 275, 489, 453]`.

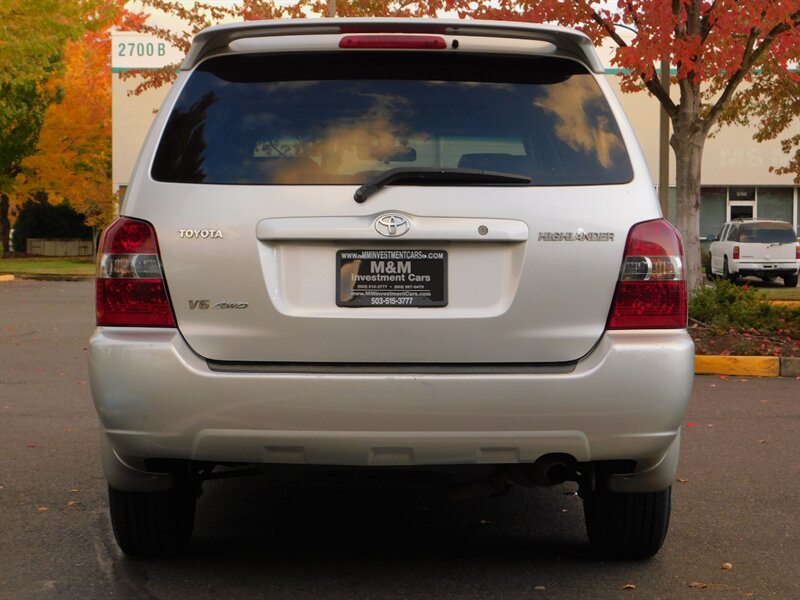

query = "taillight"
[96, 217, 175, 327]
[608, 219, 687, 329]
[733, 245, 740, 260]
[795, 245, 799, 260]
[339, 35, 447, 49]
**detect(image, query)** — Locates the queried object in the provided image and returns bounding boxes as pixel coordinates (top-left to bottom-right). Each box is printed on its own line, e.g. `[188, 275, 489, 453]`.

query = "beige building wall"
[112, 75, 165, 190]
[606, 77, 796, 187]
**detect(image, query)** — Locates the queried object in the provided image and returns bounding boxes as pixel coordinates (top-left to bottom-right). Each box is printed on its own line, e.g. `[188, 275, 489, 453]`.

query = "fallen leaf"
[534, 586, 546, 591]
[719, 375, 728, 379]
[709, 384, 717, 387]
[686, 422, 699, 428]
[36, 507, 49, 513]
[67, 501, 78, 508]
[27, 444, 37, 448]
[676, 478, 689, 483]
[758, 439, 768, 444]
[721, 562, 733, 570]
[707, 424, 716, 428]
[560, 509, 568, 513]
[68, 489, 79, 493]
[688, 582, 708, 589]
[623, 584, 637, 590]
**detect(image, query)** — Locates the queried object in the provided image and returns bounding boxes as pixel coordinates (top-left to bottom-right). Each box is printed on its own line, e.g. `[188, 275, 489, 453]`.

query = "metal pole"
[658, 56, 670, 219]
[328, 0, 336, 17]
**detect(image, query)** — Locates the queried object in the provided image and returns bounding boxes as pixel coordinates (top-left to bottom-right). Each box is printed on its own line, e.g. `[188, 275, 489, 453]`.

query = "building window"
[758, 187, 793, 223]
[700, 187, 726, 239]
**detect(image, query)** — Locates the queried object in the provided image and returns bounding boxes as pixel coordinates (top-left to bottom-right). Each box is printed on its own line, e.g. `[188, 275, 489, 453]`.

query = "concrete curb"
[696, 355, 800, 378]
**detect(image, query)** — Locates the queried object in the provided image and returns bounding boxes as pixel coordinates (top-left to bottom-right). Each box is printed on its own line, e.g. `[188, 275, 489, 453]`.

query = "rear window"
[738, 223, 797, 243]
[152, 52, 633, 186]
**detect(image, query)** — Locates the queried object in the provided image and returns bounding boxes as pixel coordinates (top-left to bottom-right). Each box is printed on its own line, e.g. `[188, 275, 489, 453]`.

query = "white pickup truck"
[707, 219, 800, 287]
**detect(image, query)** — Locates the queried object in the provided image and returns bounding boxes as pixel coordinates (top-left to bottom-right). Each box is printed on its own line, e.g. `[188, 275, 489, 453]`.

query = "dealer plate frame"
[336, 249, 448, 307]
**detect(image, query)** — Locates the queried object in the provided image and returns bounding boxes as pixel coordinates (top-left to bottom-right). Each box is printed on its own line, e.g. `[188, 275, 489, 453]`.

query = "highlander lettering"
[538, 232, 615, 242]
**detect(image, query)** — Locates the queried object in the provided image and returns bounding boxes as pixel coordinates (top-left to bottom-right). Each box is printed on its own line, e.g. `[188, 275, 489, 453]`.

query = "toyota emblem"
[375, 214, 411, 237]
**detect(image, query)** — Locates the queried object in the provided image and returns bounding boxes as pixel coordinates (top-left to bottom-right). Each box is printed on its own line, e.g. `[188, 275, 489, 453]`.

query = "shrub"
[11, 192, 92, 251]
[689, 280, 800, 337]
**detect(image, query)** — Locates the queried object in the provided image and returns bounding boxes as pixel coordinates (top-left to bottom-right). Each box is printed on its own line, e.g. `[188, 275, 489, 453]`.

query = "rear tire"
[784, 274, 799, 288]
[583, 486, 671, 559]
[705, 254, 714, 281]
[723, 258, 738, 283]
[108, 485, 197, 557]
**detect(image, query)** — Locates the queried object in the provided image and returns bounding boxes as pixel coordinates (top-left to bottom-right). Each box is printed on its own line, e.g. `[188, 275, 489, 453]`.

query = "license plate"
[336, 250, 447, 307]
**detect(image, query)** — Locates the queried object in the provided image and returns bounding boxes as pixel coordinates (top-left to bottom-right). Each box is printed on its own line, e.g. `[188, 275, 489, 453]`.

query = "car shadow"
[139, 472, 598, 567]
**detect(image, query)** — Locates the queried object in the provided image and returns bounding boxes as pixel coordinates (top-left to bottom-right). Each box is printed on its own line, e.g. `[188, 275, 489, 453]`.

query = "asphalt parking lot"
[1, 279, 798, 599]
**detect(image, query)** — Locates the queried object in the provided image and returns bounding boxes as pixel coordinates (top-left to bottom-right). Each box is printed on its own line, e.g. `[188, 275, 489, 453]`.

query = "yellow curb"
[768, 300, 800, 309]
[695, 355, 780, 377]
[0, 274, 16, 282]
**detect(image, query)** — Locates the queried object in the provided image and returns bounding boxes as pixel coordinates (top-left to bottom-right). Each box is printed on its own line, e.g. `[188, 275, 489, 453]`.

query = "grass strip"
[0, 258, 95, 277]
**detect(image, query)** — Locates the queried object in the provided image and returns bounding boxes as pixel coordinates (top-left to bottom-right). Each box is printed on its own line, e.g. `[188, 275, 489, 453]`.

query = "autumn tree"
[16, 1, 144, 249]
[444, 0, 800, 290]
[305, 0, 444, 17]
[0, 0, 96, 251]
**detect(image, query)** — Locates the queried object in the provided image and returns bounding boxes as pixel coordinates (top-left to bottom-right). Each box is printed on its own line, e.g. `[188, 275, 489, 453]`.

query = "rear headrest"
[457, 153, 530, 175]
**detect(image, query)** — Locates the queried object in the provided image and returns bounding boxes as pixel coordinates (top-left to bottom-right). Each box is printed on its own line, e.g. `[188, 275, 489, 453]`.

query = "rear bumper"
[732, 261, 799, 277]
[89, 328, 694, 492]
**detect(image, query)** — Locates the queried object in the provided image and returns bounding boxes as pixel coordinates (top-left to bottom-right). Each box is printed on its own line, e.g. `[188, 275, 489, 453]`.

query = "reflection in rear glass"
[152, 53, 633, 187]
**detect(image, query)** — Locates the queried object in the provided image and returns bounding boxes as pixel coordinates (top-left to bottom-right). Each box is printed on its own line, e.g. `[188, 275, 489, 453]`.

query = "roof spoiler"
[182, 18, 604, 74]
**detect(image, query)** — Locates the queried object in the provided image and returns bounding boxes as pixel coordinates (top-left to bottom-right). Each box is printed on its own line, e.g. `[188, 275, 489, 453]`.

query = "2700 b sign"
[336, 250, 447, 307]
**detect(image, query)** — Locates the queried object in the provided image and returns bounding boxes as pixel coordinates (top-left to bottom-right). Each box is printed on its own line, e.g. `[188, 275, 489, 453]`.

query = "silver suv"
[90, 19, 693, 559]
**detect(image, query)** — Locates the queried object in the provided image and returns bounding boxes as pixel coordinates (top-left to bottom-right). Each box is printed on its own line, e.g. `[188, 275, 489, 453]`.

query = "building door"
[729, 201, 754, 220]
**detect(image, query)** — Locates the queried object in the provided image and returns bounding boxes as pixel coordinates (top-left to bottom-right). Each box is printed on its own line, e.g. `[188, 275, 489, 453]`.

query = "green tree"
[11, 192, 92, 252]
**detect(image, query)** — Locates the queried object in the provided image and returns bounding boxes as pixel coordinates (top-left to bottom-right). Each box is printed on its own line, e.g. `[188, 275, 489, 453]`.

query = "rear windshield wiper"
[354, 167, 531, 203]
